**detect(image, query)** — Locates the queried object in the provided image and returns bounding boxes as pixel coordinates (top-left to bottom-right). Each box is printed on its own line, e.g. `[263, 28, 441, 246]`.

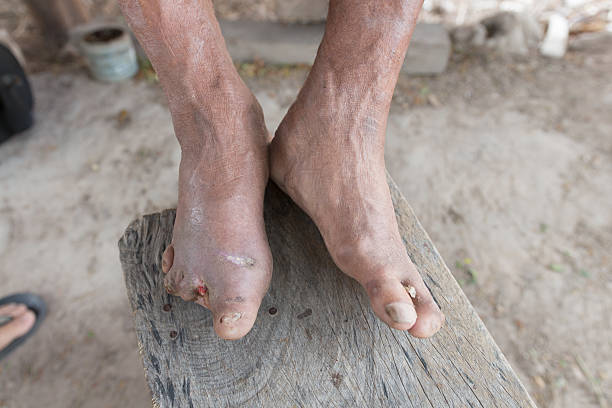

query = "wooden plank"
[119, 179, 536, 408]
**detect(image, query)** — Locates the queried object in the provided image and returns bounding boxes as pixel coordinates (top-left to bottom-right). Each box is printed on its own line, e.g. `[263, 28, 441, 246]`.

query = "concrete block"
[220, 20, 450, 75]
[403, 23, 451, 75]
[276, 0, 328, 23]
[220, 20, 323, 66]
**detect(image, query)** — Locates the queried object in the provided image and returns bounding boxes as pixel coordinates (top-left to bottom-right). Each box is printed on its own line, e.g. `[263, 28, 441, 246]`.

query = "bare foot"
[160, 87, 272, 340]
[120, 0, 272, 339]
[0, 303, 36, 351]
[270, 0, 444, 337]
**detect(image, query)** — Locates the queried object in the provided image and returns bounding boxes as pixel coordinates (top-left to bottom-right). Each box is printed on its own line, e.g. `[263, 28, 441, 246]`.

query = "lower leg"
[271, 0, 444, 337]
[119, 0, 272, 340]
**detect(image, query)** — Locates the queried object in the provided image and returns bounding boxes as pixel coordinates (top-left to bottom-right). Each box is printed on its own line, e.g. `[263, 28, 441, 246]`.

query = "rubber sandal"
[0, 293, 46, 361]
[0, 43, 34, 143]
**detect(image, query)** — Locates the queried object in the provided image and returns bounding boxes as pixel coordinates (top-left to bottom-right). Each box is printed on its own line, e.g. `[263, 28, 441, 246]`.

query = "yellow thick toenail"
[385, 303, 416, 325]
[220, 312, 242, 324]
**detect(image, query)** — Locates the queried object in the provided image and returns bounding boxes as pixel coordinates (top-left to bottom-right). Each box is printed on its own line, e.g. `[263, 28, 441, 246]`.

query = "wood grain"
[119, 179, 536, 408]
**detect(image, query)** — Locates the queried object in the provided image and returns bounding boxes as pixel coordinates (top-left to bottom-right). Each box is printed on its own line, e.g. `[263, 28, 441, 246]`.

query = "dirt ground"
[0, 28, 611, 408]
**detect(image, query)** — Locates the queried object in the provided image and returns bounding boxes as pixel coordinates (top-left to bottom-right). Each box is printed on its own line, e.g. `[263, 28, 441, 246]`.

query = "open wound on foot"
[190, 277, 210, 303]
[220, 312, 243, 325]
[403, 284, 417, 299]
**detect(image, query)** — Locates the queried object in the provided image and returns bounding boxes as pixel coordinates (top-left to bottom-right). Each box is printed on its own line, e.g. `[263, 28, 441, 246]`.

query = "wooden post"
[119, 178, 536, 407]
[24, 0, 89, 45]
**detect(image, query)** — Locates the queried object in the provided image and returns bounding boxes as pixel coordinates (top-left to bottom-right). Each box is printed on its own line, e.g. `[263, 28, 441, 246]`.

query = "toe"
[409, 298, 445, 338]
[162, 244, 174, 274]
[12, 310, 36, 336]
[400, 270, 445, 338]
[359, 260, 444, 337]
[209, 291, 265, 340]
[0, 303, 28, 318]
[211, 300, 259, 340]
[0, 310, 36, 350]
[163, 265, 199, 302]
[362, 276, 417, 331]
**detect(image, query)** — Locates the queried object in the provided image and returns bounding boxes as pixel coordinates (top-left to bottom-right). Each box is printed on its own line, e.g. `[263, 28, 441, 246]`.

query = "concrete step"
[220, 20, 450, 75]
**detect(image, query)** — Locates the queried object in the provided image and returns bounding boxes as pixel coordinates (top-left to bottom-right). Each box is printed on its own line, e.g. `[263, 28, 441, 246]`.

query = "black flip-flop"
[0, 42, 34, 143]
[0, 293, 46, 361]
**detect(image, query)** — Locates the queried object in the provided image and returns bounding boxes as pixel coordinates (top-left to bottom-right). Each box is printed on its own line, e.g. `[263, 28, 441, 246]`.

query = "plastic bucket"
[79, 26, 138, 82]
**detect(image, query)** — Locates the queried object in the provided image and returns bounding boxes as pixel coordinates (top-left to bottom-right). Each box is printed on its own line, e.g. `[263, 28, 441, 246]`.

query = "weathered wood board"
[119, 179, 536, 408]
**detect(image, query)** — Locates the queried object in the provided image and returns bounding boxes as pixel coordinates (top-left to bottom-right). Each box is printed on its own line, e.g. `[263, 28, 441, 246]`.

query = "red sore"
[196, 285, 207, 296]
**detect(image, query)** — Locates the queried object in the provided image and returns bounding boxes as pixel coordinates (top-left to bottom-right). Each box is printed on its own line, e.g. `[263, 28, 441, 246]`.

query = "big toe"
[359, 263, 444, 337]
[206, 267, 271, 340]
[210, 296, 263, 340]
[363, 277, 417, 331]
[409, 299, 444, 338]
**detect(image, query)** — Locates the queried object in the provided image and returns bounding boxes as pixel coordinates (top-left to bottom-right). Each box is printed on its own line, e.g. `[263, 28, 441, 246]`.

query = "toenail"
[220, 312, 242, 324]
[385, 302, 416, 325]
[403, 284, 417, 299]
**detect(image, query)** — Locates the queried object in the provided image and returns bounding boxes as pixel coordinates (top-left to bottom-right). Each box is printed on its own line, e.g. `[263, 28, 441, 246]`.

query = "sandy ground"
[1, 35, 611, 408]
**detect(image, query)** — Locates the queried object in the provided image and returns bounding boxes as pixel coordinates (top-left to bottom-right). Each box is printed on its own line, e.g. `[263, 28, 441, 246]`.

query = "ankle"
[164, 71, 253, 117]
[174, 93, 266, 166]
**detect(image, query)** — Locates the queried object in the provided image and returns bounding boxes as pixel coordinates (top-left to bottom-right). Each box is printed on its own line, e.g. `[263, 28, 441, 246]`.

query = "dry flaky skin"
[119, 0, 443, 340]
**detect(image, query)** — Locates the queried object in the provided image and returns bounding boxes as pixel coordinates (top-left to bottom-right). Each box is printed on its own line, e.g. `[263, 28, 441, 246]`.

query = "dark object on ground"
[0, 44, 34, 144]
[0, 293, 47, 361]
[84, 28, 124, 44]
[119, 179, 536, 407]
